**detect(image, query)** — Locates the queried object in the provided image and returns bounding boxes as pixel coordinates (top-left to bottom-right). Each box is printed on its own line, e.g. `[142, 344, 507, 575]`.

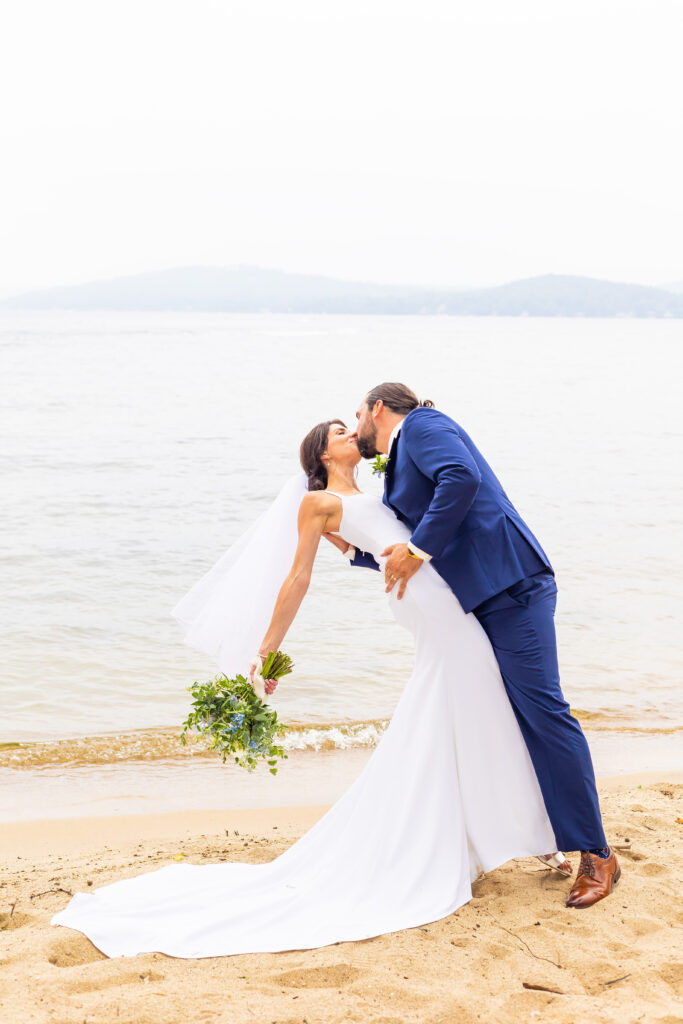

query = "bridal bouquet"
[180, 651, 293, 774]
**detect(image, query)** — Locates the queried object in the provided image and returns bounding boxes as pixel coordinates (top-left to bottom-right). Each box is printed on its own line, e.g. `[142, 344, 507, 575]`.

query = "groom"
[352, 382, 619, 909]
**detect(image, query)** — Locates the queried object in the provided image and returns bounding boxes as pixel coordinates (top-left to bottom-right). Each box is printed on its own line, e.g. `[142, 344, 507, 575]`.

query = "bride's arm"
[257, 492, 332, 659]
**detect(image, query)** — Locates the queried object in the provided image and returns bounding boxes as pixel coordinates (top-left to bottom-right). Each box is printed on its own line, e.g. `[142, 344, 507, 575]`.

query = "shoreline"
[3, 728, 682, 824]
[4, 704, 679, 753]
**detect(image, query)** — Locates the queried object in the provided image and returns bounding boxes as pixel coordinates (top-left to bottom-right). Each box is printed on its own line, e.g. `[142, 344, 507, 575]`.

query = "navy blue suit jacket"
[352, 407, 552, 613]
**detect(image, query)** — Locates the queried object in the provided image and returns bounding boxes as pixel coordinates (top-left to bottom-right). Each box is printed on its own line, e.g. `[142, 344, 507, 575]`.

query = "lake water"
[1, 312, 682, 818]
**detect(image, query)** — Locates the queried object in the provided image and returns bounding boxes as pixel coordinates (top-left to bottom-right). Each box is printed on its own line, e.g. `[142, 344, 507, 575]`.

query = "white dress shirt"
[386, 419, 432, 562]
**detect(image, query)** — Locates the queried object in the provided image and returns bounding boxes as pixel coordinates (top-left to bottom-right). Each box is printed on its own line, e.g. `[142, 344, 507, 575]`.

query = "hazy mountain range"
[3, 266, 683, 317]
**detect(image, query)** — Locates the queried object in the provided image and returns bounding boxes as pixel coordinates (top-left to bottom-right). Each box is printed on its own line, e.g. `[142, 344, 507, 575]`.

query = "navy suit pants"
[474, 571, 607, 853]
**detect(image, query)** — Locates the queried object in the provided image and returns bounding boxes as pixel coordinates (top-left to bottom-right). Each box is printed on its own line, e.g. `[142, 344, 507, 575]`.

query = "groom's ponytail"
[366, 383, 434, 414]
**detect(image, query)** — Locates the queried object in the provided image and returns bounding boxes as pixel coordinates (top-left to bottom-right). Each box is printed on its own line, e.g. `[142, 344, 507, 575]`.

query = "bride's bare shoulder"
[299, 490, 340, 517]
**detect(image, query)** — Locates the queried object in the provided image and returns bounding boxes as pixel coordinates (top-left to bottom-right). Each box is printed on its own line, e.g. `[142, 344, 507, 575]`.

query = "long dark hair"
[365, 382, 434, 414]
[300, 419, 346, 492]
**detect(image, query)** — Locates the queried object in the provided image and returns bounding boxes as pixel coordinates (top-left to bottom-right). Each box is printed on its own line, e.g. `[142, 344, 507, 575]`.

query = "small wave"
[1, 711, 679, 770]
[569, 707, 682, 732]
[282, 720, 389, 752]
[0, 719, 390, 770]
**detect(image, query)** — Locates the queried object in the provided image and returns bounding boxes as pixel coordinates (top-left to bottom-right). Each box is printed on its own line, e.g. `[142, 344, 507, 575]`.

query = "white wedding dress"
[52, 491, 556, 958]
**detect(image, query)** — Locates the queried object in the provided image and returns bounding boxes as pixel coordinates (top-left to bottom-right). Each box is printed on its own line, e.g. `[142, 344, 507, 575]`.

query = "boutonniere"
[371, 453, 389, 477]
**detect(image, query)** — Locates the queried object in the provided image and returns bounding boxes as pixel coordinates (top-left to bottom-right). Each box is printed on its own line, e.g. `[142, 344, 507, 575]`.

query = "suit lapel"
[382, 434, 400, 512]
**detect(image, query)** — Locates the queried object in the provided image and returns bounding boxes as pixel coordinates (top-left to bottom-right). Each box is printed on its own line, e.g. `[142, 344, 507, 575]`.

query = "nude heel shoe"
[537, 852, 573, 876]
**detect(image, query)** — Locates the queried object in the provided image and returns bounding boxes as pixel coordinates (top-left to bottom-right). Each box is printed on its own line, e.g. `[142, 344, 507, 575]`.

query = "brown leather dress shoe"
[565, 850, 620, 908]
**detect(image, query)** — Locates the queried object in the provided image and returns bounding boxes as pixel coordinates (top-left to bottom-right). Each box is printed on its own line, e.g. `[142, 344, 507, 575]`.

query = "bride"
[52, 419, 566, 959]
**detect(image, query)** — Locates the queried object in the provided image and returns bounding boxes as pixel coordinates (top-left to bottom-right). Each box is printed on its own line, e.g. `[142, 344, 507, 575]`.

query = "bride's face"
[326, 422, 361, 468]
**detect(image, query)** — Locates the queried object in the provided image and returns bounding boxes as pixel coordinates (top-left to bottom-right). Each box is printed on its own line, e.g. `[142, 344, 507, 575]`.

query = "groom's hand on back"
[381, 544, 423, 599]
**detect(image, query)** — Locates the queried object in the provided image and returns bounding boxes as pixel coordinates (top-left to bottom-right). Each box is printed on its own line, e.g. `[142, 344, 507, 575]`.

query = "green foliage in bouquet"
[180, 651, 293, 774]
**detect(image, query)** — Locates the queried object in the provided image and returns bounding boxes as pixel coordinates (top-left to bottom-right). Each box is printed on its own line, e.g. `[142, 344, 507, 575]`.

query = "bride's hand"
[250, 657, 279, 696]
[323, 532, 351, 555]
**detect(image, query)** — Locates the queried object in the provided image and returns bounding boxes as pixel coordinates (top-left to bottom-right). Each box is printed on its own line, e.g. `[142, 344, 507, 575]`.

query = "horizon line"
[2, 264, 682, 298]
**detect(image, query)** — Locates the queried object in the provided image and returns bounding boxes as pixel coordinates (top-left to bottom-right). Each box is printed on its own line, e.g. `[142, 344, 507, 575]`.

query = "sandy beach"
[1, 773, 681, 1024]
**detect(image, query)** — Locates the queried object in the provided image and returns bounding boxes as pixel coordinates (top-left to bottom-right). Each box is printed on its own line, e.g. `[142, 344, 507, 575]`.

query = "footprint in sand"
[363, 1018, 408, 1024]
[272, 963, 363, 988]
[619, 848, 647, 862]
[657, 960, 683, 995]
[627, 916, 664, 938]
[580, 957, 631, 996]
[637, 861, 667, 877]
[63, 967, 166, 994]
[481, 940, 514, 960]
[607, 939, 635, 956]
[0, 910, 34, 931]
[46, 932, 106, 968]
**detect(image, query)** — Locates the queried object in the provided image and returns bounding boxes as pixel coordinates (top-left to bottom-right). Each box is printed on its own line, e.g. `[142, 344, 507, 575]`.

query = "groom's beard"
[356, 425, 379, 460]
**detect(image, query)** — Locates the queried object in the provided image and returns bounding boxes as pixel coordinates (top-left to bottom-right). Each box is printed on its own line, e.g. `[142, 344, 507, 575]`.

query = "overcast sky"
[1, 0, 681, 291]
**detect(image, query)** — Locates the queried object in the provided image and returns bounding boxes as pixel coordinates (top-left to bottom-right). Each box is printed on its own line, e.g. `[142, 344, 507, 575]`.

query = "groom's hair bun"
[300, 419, 347, 492]
[366, 383, 434, 413]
